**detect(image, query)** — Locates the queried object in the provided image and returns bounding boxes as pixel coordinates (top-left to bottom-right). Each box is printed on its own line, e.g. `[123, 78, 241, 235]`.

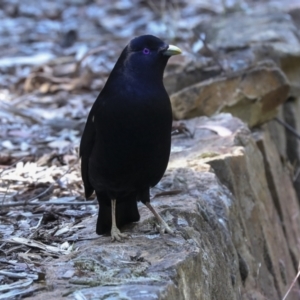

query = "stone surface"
[28, 114, 300, 300]
[204, 121, 298, 299]
[283, 97, 300, 203]
[170, 65, 289, 127]
[254, 127, 300, 267]
[266, 106, 287, 160]
[267, 96, 300, 205]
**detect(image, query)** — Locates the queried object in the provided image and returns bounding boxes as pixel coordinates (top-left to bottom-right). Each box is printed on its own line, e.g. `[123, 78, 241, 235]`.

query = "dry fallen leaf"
[2, 236, 70, 255]
[197, 125, 232, 137]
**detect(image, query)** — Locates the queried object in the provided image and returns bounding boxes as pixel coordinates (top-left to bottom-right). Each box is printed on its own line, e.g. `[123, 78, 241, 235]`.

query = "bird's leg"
[111, 199, 128, 242]
[145, 202, 174, 235]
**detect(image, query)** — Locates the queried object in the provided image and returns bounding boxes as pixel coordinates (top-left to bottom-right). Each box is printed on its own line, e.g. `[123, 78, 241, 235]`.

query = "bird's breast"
[90, 85, 172, 191]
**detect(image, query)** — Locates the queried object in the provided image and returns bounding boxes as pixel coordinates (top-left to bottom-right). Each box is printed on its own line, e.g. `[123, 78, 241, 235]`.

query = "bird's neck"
[107, 67, 165, 92]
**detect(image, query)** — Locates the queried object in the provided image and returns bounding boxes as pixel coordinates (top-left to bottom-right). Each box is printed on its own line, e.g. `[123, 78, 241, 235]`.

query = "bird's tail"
[95, 191, 140, 235]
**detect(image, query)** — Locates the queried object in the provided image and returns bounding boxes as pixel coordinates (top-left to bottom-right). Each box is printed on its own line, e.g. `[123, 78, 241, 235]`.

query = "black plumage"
[80, 35, 181, 241]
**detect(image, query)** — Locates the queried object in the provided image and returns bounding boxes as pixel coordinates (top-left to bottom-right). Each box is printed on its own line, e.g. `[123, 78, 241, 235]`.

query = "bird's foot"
[145, 202, 174, 236]
[156, 219, 174, 235]
[111, 226, 128, 242]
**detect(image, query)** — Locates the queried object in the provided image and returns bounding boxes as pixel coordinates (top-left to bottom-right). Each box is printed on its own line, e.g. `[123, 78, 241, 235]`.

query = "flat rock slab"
[171, 65, 289, 126]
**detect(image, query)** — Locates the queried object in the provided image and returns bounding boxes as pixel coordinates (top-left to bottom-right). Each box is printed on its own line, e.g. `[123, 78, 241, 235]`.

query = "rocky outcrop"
[170, 65, 289, 126]
[29, 114, 300, 300]
[168, 11, 300, 131]
[166, 13, 300, 297]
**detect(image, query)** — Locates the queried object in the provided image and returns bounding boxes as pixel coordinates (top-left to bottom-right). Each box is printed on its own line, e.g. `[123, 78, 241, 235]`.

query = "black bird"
[80, 35, 181, 241]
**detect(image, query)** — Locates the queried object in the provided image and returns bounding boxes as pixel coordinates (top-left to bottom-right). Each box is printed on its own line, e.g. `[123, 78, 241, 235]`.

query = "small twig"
[0, 102, 43, 124]
[198, 33, 225, 72]
[146, 0, 161, 15]
[28, 73, 72, 84]
[293, 167, 300, 182]
[153, 189, 182, 198]
[282, 261, 300, 300]
[0, 200, 97, 208]
[1, 184, 11, 206]
[66, 236, 99, 242]
[26, 183, 54, 203]
[275, 117, 300, 140]
[74, 45, 107, 75]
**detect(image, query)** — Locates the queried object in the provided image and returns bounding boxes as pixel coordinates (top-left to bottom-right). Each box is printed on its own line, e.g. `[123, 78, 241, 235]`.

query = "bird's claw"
[111, 226, 128, 242]
[156, 220, 174, 235]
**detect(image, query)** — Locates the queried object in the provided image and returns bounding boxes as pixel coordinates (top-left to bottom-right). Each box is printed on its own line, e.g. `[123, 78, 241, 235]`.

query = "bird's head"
[115, 35, 182, 81]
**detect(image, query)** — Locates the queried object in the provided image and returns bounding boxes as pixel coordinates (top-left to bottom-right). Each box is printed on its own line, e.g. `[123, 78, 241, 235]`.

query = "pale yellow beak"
[163, 44, 182, 56]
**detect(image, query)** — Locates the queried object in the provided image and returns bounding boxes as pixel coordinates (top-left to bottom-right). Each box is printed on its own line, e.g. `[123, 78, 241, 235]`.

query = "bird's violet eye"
[143, 48, 150, 55]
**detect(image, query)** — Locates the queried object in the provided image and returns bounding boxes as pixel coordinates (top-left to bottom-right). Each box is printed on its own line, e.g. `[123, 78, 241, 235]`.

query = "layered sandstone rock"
[29, 114, 300, 300]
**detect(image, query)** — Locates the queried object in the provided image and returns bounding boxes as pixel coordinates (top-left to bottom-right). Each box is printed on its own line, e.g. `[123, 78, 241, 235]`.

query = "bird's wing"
[80, 104, 97, 199]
